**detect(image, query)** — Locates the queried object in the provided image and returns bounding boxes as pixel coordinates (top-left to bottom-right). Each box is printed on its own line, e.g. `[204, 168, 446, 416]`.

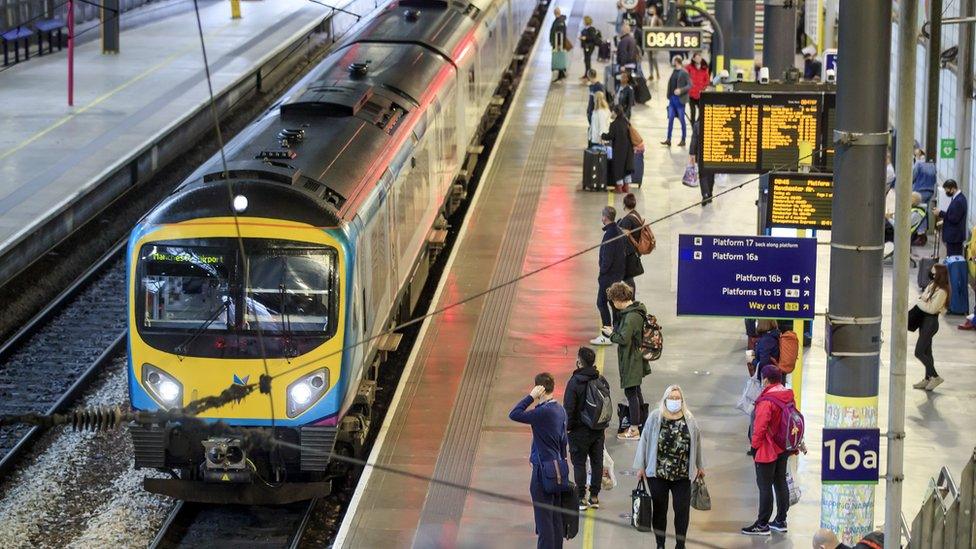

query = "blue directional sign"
[822, 428, 880, 484]
[676, 234, 817, 319]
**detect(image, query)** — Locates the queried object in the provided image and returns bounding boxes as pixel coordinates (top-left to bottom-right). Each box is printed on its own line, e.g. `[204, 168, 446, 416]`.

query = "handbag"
[624, 252, 644, 278]
[735, 376, 762, 416]
[627, 123, 644, 149]
[563, 36, 573, 51]
[682, 163, 699, 187]
[631, 479, 654, 531]
[787, 471, 802, 505]
[540, 458, 572, 494]
[690, 477, 711, 511]
[907, 304, 924, 332]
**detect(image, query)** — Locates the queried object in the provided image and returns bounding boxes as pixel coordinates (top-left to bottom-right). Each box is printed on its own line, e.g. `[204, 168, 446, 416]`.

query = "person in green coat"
[601, 281, 651, 441]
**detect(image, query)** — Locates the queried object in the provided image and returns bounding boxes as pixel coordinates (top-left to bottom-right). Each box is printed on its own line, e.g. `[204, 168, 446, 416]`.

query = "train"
[126, 0, 543, 503]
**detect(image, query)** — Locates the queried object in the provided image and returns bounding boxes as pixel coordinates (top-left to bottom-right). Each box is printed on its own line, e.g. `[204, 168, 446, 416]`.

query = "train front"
[125, 177, 350, 504]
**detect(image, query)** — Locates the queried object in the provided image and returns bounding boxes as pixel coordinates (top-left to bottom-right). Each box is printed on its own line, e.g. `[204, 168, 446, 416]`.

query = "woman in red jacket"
[742, 365, 795, 537]
[686, 52, 710, 126]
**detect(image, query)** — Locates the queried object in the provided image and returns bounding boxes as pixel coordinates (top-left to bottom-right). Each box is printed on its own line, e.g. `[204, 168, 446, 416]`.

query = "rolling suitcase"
[917, 231, 940, 289]
[583, 147, 608, 191]
[552, 50, 568, 72]
[946, 255, 969, 314]
[598, 40, 611, 61]
[633, 75, 651, 104]
[632, 149, 644, 187]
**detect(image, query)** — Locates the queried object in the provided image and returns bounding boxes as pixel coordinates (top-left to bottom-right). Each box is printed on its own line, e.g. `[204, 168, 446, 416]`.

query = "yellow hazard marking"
[221, 473, 230, 482]
[582, 507, 595, 547]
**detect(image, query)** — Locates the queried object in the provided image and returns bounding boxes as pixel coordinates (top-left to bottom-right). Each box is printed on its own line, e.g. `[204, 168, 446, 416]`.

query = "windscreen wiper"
[175, 297, 231, 359]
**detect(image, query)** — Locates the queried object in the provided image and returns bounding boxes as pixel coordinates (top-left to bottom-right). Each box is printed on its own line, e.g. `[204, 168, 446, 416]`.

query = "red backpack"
[772, 331, 799, 373]
[756, 394, 805, 453]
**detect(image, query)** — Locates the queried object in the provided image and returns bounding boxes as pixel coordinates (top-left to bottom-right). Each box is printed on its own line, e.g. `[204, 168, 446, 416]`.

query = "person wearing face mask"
[933, 179, 968, 257]
[634, 385, 704, 549]
[911, 263, 949, 391]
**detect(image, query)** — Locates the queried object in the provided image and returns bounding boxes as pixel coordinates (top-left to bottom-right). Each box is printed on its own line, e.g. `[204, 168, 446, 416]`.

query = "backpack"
[580, 376, 612, 430]
[853, 531, 884, 549]
[772, 331, 799, 373]
[634, 310, 663, 361]
[756, 393, 805, 453]
[624, 212, 656, 255]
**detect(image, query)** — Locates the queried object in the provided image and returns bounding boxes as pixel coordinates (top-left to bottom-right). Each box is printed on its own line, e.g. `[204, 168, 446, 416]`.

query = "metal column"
[101, 0, 119, 54]
[955, 0, 975, 186]
[714, 0, 734, 72]
[730, 0, 756, 79]
[823, 0, 838, 49]
[762, 0, 798, 80]
[886, 0, 918, 545]
[822, 0, 891, 542]
[926, 0, 943, 161]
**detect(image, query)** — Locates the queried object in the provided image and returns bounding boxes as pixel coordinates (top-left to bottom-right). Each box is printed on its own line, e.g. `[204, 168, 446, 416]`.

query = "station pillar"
[101, 0, 120, 54]
[730, 1, 756, 80]
[713, 0, 734, 72]
[823, 0, 892, 542]
[925, 0, 943, 161]
[762, 0, 797, 80]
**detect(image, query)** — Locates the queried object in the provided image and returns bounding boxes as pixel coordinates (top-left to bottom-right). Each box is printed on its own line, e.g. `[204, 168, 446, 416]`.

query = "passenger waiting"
[602, 106, 635, 193]
[585, 68, 606, 124]
[661, 56, 690, 147]
[616, 70, 636, 121]
[592, 206, 628, 345]
[601, 281, 651, 440]
[911, 149, 937, 205]
[616, 23, 640, 75]
[563, 346, 609, 511]
[616, 192, 645, 295]
[509, 372, 570, 549]
[578, 16, 599, 80]
[634, 384, 705, 549]
[934, 179, 968, 257]
[748, 319, 780, 377]
[883, 192, 926, 256]
[911, 263, 948, 391]
[549, 8, 568, 83]
[588, 92, 611, 149]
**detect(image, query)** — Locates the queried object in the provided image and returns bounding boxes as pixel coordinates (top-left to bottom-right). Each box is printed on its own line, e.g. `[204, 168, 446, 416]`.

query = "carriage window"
[141, 246, 232, 331]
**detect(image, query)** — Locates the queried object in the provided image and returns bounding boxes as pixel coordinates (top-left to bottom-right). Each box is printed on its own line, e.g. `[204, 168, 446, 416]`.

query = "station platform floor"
[334, 4, 976, 549]
[0, 0, 366, 276]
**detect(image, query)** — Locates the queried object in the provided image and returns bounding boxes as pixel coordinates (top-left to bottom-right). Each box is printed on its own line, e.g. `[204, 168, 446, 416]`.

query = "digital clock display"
[642, 27, 703, 50]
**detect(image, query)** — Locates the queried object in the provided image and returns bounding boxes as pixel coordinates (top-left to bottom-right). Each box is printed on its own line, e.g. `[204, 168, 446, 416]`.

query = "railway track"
[150, 499, 318, 548]
[0, 241, 127, 477]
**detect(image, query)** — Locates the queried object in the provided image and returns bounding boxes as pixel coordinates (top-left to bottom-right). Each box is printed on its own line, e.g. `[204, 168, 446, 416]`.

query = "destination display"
[642, 26, 704, 50]
[699, 91, 834, 174]
[767, 172, 834, 230]
[676, 234, 817, 319]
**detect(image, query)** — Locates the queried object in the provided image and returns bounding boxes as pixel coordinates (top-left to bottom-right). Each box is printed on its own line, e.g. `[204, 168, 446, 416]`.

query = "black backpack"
[580, 376, 612, 430]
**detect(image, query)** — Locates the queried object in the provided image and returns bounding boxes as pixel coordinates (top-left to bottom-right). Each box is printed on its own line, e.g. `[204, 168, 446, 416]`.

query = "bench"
[34, 18, 65, 56]
[1, 25, 35, 66]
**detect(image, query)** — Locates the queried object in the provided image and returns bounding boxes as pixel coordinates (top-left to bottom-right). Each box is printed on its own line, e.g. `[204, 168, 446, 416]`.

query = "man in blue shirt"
[510, 372, 569, 548]
[912, 156, 937, 205]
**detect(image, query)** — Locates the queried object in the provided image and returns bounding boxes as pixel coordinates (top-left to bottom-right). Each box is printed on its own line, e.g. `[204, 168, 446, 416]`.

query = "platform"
[0, 0, 379, 285]
[334, 2, 976, 548]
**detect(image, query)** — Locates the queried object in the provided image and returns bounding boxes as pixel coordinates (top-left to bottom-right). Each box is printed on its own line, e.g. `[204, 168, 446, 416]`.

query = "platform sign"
[767, 172, 834, 230]
[643, 27, 704, 51]
[821, 428, 880, 484]
[822, 48, 838, 79]
[699, 91, 834, 174]
[676, 234, 817, 319]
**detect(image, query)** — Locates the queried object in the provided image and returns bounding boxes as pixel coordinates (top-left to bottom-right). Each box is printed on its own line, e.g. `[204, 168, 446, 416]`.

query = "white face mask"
[665, 399, 682, 413]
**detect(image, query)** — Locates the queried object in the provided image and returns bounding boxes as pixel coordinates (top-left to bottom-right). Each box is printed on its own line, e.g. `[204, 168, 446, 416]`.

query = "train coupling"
[202, 437, 249, 483]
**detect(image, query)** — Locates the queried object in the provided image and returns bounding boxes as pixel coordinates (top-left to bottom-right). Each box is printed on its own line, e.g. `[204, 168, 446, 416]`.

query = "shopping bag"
[602, 447, 617, 490]
[681, 163, 699, 187]
[787, 471, 802, 505]
[735, 376, 762, 416]
[631, 479, 654, 532]
[690, 477, 711, 511]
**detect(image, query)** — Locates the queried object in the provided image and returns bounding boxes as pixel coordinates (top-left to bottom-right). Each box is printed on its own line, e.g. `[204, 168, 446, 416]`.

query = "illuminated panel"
[700, 94, 760, 172]
[822, 93, 836, 171]
[643, 27, 704, 50]
[767, 172, 834, 230]
[760, 95, 821, 170]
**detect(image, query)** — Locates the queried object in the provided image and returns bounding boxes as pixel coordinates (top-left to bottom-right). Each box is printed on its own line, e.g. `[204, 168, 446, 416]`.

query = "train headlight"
[143, 364, 184, 409]
[286, 368, 329, 418]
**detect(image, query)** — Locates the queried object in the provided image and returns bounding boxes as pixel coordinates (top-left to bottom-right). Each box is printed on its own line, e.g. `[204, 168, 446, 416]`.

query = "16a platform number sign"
[821, 428, 880, 484]
[643, 27, 703, 50]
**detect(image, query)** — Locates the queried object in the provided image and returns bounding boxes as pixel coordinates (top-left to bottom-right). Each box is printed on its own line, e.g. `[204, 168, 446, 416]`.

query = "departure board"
[699, 91, 834, 174]
[766, 172, 834, 229]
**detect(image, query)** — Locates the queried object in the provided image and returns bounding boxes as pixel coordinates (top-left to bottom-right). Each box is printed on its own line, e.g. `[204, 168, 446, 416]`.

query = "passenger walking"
[748, 319, 780, 377]
[661, 56, 691, 147]
[579, 16, 600, 79]
[585, 69, 606, 124]
[601, 281, 651, 440]
[617, 23, 640, 74]
[550, 8, 568, 83]
[509, 372, 570, 549]
[934, 179, 968, 257]
[563, 346, 609, 510]
[592, 207, 628, 345]
[742, 365, 795, 536]
[588, 92, 611, 148]
[645, 6, 663, 81]
[602, 106, 635, 193]
[912, 263, 949, 391]
[616, 70, 636, 121]
[617, 192, 645, 295]
[634, 385, 705, 549]
[686, 52, 710, 126]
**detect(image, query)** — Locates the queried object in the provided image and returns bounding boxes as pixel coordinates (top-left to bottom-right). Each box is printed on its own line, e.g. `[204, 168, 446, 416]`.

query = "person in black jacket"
[934, 179, 969, 256]
[602, 106, 635, 193]
[593, 206, 628, 345]
[617, 193, 645, 296]
[563, 346, 609, 511]
[550, 8, 568, 82]
[579, 16, 600, 79]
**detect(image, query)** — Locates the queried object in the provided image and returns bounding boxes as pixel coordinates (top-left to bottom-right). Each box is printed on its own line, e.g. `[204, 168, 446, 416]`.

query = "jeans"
[915, 313, 940, 378]
[624, 385, 645, 427]
[530, 465, 564, 548]
[755, 452, 790, 525]
[649, 477, 691, 549]
[569, 429, 605, 499]
[597, 280, 616, 327]
[666, 97, 687, 142]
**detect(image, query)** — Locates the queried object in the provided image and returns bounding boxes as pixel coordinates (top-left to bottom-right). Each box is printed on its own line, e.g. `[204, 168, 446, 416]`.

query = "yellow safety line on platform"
[0, 19, 237, 162]
[582, 507, 595, 547]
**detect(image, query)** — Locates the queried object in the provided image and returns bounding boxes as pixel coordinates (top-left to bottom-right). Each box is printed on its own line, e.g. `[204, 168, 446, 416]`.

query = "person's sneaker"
[740, 522, 770, 536]
[578, 498, 590, 511]
[925, 376, 944, 391]
[660, 140, 671, 146]
[769, 520, 788, 532]
[912, 378, 930, 390]
[677, 140, 686, 147]
[958, 319, 976, 330]
[590, 335, 612, 346]
[588, 496, 600, 509]
[617, 427, 640, 441]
